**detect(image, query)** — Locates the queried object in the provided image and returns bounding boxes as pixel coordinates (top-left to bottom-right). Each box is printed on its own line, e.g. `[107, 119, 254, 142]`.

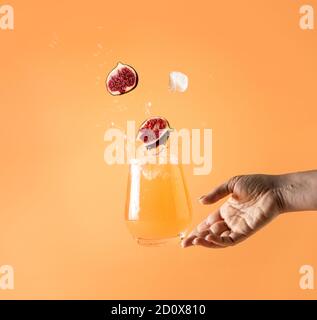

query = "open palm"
[182, 175, 283, 248]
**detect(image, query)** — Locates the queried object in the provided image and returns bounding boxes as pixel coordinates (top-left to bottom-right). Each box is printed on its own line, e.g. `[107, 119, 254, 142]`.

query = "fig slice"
[106, 62, 138, 95]
[137, 116, 173, 149]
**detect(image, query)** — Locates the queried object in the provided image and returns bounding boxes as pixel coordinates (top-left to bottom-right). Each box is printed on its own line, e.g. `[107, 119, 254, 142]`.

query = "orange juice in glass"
[125, 117, 192, 245]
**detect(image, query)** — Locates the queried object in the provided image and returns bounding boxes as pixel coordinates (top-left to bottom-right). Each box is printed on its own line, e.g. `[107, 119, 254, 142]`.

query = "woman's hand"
[182, 174, 287, 248]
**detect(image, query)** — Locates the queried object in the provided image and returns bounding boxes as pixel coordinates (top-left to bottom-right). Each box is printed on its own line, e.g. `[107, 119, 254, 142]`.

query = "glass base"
[135, 232, 185, 246]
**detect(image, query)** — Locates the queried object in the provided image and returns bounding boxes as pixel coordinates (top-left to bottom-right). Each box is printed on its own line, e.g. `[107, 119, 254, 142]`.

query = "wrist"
[274, 171, 317, 213]
[273, 174, 298, 213]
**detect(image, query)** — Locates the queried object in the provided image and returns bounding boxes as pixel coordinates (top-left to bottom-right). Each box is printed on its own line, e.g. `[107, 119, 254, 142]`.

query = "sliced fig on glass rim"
[106, 62, 138, 96]
[137, 117, 173, 149]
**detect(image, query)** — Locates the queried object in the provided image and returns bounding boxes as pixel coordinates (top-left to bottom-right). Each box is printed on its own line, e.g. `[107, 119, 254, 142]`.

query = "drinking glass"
[125, 154, 192, 245]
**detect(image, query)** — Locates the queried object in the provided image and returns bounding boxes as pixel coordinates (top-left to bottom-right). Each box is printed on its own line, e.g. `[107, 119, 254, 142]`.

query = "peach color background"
[0, 0, 317, 299]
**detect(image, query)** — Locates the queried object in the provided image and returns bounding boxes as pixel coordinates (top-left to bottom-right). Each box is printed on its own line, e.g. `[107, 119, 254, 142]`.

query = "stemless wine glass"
[125, 147, 192, 246]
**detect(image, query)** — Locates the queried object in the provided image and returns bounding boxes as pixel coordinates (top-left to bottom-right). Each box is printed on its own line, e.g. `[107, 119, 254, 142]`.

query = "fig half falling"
[106, 62, 138, 95]
[137, 117, 173, 150]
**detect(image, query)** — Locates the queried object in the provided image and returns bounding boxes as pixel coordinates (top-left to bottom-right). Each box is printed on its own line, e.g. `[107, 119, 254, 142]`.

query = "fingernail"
[198, 195, 206, 203]
[192, 238, 199, 245]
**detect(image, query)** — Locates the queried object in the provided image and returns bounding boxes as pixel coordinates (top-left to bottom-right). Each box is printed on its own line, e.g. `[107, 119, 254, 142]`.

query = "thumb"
[199, 176, 238, 205]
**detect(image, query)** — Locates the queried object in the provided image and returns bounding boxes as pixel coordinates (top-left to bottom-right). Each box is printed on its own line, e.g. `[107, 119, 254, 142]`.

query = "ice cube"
[169, 71, 189, 92]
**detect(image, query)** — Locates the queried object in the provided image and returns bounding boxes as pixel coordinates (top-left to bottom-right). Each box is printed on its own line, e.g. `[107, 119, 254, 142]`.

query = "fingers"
[196, 221, 232, 248]
[200, 182, 230, 205]
[199, 176, 240, 205]
[182, 216, 248, 249]
[182, 210, 227, 249]
[196, 210, 222, 232]
[205, 231, 246, 247]
[182, 226, 215, 248]
[209, 221, 228, 235]
[192, 237, 222, 248]
[184, 177, 238, 249]
[181, 230, 197, 248]
[182, 210, 222, 248]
